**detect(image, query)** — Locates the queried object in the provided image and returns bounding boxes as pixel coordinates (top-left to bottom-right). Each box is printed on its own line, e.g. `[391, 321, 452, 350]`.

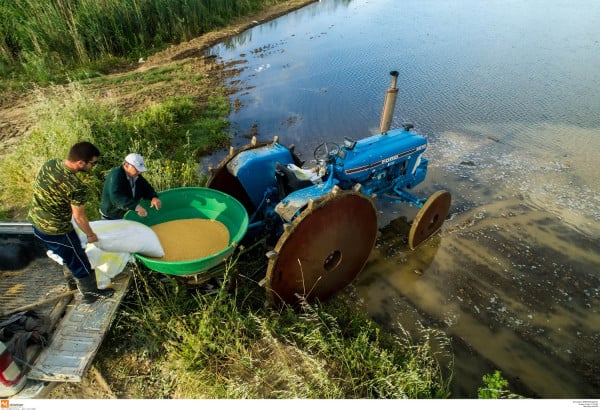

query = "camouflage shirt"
[27, 158, 88, 235]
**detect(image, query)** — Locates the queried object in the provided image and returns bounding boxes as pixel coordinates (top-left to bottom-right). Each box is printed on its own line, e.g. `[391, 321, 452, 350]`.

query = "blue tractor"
[207, 71, 451, 306]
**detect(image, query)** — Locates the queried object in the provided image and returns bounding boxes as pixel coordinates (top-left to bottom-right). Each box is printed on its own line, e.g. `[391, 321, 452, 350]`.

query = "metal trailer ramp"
[26, 271, 131, 382]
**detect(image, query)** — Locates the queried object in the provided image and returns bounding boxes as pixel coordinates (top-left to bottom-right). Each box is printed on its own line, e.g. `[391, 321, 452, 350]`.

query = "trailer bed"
[26, 271, 130, 383]
[1, 223, 131, 398]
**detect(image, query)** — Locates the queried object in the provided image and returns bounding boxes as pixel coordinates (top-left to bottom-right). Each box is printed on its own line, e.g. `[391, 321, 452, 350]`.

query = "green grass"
[478, 370, 524, 399]
[0, 81, 226, 219]
[99, 264, 452, 399]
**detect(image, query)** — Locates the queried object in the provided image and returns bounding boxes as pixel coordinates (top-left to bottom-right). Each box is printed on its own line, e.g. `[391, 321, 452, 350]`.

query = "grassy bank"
[0, 80, 227, 220]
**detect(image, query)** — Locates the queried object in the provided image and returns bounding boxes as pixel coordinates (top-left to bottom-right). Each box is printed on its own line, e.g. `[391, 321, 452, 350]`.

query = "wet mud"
[347, 129, 600, 398]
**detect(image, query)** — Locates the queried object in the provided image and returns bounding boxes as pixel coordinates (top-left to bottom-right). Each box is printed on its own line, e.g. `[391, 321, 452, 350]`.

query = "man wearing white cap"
[100, 153, 162, 220]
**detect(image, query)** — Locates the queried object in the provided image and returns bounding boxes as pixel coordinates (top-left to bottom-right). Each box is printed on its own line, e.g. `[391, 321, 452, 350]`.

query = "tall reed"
[1, 0, 286, 82]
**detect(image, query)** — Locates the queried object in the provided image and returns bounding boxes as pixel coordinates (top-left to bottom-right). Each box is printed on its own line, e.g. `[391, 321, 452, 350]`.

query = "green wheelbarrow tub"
[124, 187, 249, 275]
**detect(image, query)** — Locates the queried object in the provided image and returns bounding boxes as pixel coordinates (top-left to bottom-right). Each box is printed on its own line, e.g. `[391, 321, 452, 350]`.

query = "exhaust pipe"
[379, 70, 399, 135]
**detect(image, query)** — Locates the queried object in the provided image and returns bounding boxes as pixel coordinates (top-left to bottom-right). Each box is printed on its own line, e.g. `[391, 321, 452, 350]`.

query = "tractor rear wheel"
[264, 187, 378, 307]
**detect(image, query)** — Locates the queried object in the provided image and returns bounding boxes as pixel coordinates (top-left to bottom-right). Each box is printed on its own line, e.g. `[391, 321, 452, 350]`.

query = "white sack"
[73, 219, 164, 257]
[47, 247, 132, 289]
[85, 244, 132, 289]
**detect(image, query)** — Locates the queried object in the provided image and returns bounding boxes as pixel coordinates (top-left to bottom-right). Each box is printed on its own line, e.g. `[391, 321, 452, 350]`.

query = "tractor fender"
[274, 182, 335, 222]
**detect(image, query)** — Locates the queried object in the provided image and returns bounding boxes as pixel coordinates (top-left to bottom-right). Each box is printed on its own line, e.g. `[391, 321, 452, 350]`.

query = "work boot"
[63, 266, 77, 291]
[75, 272, 114, 304]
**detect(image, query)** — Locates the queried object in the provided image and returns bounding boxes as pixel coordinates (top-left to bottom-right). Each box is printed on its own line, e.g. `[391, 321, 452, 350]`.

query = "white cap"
[125, 153, 147, 172]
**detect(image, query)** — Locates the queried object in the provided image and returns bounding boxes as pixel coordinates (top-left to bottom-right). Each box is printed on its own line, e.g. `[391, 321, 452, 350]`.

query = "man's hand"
[150, 197, 162, 210]
[135, 204, 148, 217]
[72, 204, 98, 242]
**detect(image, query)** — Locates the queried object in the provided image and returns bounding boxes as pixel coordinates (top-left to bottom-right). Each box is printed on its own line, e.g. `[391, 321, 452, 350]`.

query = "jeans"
[32, 227, 93, 279]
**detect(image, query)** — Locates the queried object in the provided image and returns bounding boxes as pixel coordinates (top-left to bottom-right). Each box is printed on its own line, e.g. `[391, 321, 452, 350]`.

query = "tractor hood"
[341, 128, 428, 183]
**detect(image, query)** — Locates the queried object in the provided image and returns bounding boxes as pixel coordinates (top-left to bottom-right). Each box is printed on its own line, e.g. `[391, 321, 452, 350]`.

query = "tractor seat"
[275, 162, 314, 199]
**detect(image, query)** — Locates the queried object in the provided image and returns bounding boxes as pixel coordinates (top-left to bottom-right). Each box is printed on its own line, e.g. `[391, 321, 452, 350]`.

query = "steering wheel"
[314, 142, 341, 163]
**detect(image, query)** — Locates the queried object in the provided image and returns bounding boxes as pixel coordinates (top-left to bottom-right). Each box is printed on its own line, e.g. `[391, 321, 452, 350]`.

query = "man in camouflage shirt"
[28, 141, 114, 303]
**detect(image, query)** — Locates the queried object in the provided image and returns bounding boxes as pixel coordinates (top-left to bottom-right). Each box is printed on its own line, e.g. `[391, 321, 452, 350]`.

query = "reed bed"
[1, 0, 286, 82]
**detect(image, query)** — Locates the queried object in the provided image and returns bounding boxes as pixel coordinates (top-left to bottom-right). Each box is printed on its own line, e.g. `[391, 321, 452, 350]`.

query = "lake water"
[204, 0, 600, 398]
